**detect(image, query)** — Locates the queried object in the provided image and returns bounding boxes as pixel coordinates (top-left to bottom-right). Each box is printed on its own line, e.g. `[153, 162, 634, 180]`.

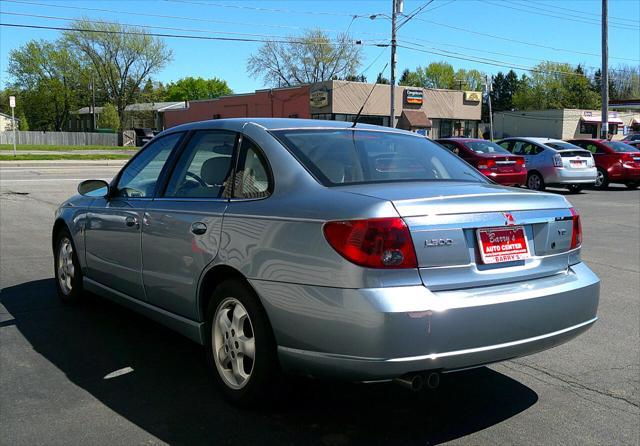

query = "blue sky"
[1, 0, 639, 93]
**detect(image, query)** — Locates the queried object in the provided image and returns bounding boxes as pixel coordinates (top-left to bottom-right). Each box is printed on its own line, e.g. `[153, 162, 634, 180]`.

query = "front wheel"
[567, 184, 583, 193]
[205, 279, 280, 407]
[54, 229, 84, 303]
[527, 172, 545, 191]
[626, 181, 639, 190]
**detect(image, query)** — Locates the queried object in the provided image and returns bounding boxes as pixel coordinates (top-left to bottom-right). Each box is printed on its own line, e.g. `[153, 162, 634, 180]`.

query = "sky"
[0, 0, 639, 94]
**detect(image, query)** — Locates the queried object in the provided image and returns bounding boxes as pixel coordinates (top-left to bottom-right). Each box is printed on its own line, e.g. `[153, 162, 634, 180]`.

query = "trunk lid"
[477, 155, 524, 173]
[558, 149, 594, 170]
[341, 182, 575, 290]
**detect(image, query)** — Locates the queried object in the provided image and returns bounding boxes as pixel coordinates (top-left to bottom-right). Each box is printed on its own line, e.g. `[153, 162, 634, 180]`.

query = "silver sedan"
[53, 119, 600, 406]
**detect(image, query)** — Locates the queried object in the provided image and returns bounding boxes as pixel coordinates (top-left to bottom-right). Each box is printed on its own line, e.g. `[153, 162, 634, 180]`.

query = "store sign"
[464, 91, 482, 102]
[310, 90, 329, 108]
[405, 89, 423, 105]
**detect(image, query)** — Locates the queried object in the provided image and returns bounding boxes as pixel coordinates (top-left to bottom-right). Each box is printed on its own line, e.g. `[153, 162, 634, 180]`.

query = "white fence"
[0, 131, 119, 146]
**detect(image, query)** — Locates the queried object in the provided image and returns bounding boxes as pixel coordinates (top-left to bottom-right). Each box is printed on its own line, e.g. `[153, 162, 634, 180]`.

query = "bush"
[99, 103, 120, 130]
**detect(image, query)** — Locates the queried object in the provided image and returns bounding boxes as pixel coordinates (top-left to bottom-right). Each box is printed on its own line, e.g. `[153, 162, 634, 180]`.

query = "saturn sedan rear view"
[53, 118, 600, 406]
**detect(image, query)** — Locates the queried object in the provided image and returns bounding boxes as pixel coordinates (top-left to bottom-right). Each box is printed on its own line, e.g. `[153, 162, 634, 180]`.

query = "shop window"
[579, 122, 597, 137]
[439, 120, 453, 138]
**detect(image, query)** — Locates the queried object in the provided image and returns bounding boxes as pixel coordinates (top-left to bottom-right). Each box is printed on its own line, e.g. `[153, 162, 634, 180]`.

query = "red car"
[567, 139, 640, 189]
[436, 138, 527, 186]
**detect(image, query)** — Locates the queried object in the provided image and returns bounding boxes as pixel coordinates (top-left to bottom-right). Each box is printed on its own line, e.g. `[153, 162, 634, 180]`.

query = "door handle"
[125, 216, 139, 228]
[191, 222, 207, 235]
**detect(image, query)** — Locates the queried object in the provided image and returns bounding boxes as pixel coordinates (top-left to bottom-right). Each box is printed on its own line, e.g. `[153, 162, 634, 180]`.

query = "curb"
[0, 160, 128, 167]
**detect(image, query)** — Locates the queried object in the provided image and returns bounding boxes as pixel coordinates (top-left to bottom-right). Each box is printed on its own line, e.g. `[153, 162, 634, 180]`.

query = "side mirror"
[78, 179, 109, 197]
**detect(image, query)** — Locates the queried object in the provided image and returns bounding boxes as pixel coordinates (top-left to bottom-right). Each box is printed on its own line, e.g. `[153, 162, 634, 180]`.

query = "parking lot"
[1, 163, 638, 445]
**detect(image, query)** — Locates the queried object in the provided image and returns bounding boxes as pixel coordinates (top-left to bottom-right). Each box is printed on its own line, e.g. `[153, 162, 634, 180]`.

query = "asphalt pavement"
[1, 164, 638, 445]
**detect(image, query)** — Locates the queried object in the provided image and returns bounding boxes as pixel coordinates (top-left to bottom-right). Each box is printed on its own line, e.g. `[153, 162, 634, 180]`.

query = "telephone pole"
[389, 0, 399, 128]
[600, 0, 608, 139]
[486, 75, 494, 140]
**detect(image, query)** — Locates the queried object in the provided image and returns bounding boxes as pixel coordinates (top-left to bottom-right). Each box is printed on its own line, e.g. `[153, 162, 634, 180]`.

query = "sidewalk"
[0, 159, 129, 167]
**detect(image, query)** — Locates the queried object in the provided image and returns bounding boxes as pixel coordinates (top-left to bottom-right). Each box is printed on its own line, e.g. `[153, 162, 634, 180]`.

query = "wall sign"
[464, 91, 482, 102]
[310, 90, 329, 108]
[405, 89, 423, 105]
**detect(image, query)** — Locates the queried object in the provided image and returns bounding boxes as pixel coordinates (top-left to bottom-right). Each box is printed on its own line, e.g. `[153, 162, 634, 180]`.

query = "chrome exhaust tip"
[394, 373, 425, 392]
[426, 372, 440, 390]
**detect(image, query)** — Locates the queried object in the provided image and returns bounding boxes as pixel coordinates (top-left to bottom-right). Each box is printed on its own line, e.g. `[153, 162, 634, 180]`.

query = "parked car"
[624, 140, 640, 150]
[53, 119, 600, 406]
[568, 139, 640, 189]
[134, 127, 155, 147]
[622, 133, 640, 142]
[436, 138, 526, 186]
[497, 137, 596, 192]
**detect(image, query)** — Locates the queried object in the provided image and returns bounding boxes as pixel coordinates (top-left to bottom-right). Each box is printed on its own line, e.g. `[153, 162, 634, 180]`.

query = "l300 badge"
[425, 238, 454, 247]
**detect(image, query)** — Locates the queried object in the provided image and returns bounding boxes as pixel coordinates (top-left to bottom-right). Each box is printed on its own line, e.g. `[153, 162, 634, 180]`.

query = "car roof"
[498, 137, 567, 145]
[436, 138, 486, 142]
[162, 117, 417, 135]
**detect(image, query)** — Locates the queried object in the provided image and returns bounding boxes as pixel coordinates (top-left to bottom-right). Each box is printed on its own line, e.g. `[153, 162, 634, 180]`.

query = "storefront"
[163, 81, 483, 136]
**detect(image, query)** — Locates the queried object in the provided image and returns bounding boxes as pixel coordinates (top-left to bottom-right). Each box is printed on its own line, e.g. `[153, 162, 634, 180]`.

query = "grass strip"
[0, 144, 132, 151]
[0, 154, 132, 161]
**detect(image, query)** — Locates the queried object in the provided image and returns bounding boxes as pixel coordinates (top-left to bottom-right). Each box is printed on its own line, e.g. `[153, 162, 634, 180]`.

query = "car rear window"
[272, 129, 487, 186]
[545, 141, 583, 151]
[463, 141, 511, 154]
[603, 141, 637, 152]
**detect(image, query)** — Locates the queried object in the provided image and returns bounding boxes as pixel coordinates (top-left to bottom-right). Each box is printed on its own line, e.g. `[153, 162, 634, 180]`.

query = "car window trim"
[111, 131, 187, 200]
[157, 129, 241, 200]
[229, 134, 274, 201]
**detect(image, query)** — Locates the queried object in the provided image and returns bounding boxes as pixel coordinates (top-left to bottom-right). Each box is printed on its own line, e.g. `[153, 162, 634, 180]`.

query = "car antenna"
[352, 62, 389, 128]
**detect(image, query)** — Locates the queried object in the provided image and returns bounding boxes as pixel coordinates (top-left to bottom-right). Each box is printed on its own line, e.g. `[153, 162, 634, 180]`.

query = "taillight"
[553, 154, 563, 167]
[515, 158, 525, 166]
[621, 153, 634, 164]
[569, 207, 582, 249]
[323, 217, 417, 268]
[477, 159, 497, 170]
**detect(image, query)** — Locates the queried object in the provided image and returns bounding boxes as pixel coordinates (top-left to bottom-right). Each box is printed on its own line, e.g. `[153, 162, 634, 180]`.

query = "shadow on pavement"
[2, 279, 539, 445]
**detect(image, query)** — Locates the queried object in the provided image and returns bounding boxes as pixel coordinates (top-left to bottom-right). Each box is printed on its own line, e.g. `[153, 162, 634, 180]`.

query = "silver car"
[497, 137, 597, 192]
[53, 119, 600, 406]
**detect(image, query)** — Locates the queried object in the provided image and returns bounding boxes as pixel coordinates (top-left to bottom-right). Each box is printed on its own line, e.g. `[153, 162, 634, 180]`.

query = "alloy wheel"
[595, 170, 605, 187]
[57, 237, 75, 295]
[528, 174, 541, 190]
[212, 297, 256, 389]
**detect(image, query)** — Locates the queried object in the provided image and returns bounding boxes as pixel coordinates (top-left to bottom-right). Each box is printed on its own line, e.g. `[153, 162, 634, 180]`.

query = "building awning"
[397, 110, 432, 129]
[632, 118, 640, 125]
[581, 115, 624, 125]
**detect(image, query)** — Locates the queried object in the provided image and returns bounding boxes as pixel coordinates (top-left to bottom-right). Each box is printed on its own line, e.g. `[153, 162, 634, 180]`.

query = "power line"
[410, 17, 636, 62]
[507, 0, 639, 25]
[483, 0, 637, 31]
[164, 0, 368, 17]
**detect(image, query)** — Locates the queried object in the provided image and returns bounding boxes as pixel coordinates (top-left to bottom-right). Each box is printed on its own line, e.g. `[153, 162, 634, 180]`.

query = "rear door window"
[232, 137, 272, 199]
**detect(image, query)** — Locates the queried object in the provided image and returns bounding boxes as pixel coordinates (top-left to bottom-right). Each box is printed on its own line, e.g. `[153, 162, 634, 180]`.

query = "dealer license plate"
[570, 160, 586, 168]
[476, 226, 530, 264]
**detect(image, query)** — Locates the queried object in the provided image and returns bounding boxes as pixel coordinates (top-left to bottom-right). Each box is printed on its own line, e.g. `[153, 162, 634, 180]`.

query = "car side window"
[438, 142, 459, 155]
[530, 144, 543, 155]
[499, 141, 513, 152]
[511, 141, 526, 155]
[232, 138, 271, 199]
[164, 131, 237, 198]
[116, 133, 183, 198]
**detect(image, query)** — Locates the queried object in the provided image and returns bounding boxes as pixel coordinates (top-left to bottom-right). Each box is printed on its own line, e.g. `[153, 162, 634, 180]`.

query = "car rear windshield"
[545, 141, 583, 151]
[604, 141, 637, 152]
[463, 140, 511, 154]
[272, 129, 487, 186]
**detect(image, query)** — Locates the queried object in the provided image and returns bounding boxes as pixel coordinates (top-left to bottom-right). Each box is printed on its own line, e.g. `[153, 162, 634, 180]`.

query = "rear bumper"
[483, 171, 527, 186]
[545, 167, 597, 185]
[608, 163, 640, 181]
[252, 262, 600, 381]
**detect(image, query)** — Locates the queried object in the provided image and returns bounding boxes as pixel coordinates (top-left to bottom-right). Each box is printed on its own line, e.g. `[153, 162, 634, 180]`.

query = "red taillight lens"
[621, 153, 634, 164]
[570, 207, 582, 249]
[323, 217, 418, 269]
[515, 158, 525, 166]
[477, 159, 497, 170]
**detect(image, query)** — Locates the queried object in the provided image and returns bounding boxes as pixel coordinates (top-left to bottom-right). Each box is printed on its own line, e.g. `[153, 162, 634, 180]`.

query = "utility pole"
[486, 75, 494, 140]
[91, 74, 96, 131]
[389, 0, 399, 128]
[600, 0, 609, 139]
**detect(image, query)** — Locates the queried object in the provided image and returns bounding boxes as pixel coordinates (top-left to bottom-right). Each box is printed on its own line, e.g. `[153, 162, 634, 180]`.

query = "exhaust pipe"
[426, 372, 440, 390]
[394, 373, 424, 392]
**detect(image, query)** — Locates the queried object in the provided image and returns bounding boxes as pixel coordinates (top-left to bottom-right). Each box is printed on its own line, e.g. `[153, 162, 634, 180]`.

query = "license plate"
[570, 160, 585, 168]
[476, 226, 530, 264]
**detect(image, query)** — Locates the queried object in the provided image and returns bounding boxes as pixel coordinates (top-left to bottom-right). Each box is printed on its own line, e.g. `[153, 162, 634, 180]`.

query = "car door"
[141, 130, 238, 319]
[85, 132, 184, 300]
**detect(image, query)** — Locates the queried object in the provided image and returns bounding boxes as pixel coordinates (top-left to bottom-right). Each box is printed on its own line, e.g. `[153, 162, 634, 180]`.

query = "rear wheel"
[527, 172, 545, 191]
[567, 184, 583, 193]
[626, 181, 639, 189]
[594, 168, 609, 189]
[205, 279, 279, 407]
[54, 229, 84, 303]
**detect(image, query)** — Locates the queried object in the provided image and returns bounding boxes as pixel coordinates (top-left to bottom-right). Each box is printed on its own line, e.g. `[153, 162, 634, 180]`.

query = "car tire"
[527, 172, 545, 191]
[205, 279, 280, 407]
[567, 185, 583, 193]
[53, 228, 84, 304]
[626, 181, 639, 190]
[594, 168, 609, 189]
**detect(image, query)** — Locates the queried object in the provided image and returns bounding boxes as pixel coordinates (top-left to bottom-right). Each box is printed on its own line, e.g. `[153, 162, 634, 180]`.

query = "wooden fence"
[0, 131, 120, 146]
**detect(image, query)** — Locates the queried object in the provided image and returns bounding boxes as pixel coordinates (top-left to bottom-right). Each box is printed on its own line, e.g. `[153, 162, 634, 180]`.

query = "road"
[1, 164, 638, 445]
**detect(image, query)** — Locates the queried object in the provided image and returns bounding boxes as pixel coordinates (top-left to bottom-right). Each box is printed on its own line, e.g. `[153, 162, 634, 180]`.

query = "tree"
[247, 29, 362, 87]
[17, 110, 29, 130]
[490, 70, 520, 112]
[398, 68, 421, 87]
[376, 73, 390, 84]
[454, 68, 485, 91]
[7, 40, 87, 130]
[99, 103, 120, 130]
[64, 19, 173, 128]
[165, 76, 232, 101]
[418, 62, 455, 89]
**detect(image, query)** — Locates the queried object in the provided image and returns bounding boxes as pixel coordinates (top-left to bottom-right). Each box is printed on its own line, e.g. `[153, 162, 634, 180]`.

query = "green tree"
[7, 40, 87, 130]
[99, 103, 120, 130]
[247, 29, 362, 87]
[398, 68, 421, 87]
[64, 19, 173, 128]
[454, 68, 485, 91]
[375, 73, 390, 84]
[17, 110, 29, 130]
[418, 62, 455, 89]
[165, 76, 232, 101]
